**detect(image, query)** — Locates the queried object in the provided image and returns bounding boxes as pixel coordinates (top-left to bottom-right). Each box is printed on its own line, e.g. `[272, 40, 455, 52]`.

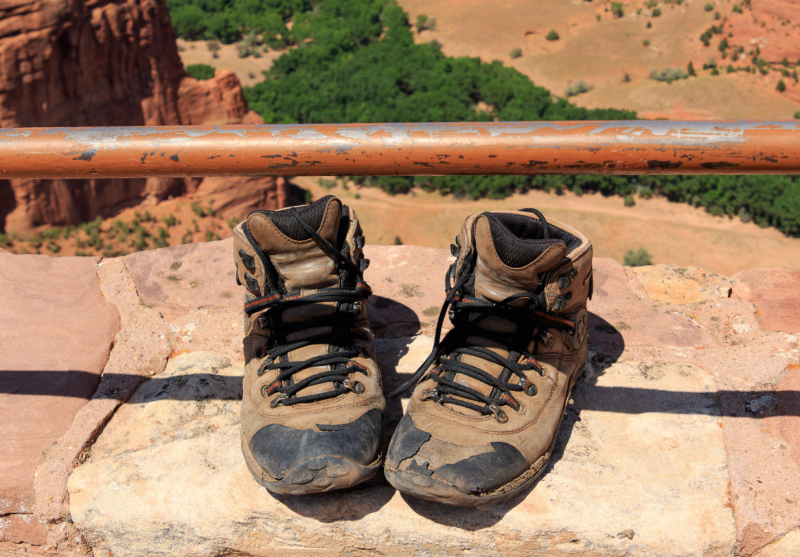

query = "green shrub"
[611, 2, 624, 17]
[186, 64, 216, 80]
[227, 218, 239, 229]
[0, 233, 10, 247]
[415, 14, 436, 32]
[649, 67, 688, 83]
[624, 247, 652, 267]
[688, 61, 697, 76]
[510, 48, 522, 59]
[624, 194, 635, 207]
[643, 39, 650, 47]
[733, 4, 743, 13]
[777, 80, 786, 92]
[704, 3, 713, 11]
[565, 80, 593, 96]
[191, 202, 207, 217]
[394, 236, 403, 245]
[545, 29, 560, 41]
[795, 111, 800, 119]
[726, 64, 736, 73]
[163, 214, 177, 227]
[647, 20, 652, 28]
[205, 230, 219, 242]
[181, 230, 193, 244]
[652, 8, 661, 16]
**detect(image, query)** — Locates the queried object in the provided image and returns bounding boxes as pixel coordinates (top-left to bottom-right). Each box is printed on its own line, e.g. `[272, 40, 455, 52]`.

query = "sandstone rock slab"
[631, 264, 732, 306]
[589, 258, 714, 349]
[69, 351, 734, 557]
[125, 239, 238, 320]
[0, 252, 118, 544]
[364, 245, 453, 337]
[731, 269, 800, 334]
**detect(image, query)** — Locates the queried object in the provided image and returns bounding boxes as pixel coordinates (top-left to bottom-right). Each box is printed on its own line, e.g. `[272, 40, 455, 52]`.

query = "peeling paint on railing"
[0, 121, 798, 178]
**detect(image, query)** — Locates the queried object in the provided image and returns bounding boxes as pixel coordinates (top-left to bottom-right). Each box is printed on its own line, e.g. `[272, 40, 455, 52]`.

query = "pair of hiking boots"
[232, 195, 592, 506]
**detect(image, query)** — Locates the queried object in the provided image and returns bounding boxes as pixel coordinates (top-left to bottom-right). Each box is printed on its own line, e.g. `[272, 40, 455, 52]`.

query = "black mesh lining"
[267, 195, 334, 241]
[485, 211, 582, 268]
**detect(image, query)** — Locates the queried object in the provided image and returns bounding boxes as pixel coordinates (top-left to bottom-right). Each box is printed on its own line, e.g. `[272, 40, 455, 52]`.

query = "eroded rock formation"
[0, 0, 287, 233]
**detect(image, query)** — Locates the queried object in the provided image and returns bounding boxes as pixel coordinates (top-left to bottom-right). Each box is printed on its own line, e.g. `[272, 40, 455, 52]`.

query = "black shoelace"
[250, 208, 372, 407]
[390, 253, 576, 423]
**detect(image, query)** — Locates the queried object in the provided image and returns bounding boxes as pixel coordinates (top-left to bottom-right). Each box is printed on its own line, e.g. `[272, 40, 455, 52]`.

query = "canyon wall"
[0, 0, 287, 233]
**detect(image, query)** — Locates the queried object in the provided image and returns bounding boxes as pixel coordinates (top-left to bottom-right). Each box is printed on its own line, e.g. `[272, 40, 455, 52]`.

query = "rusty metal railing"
[0, 121, 798, 178]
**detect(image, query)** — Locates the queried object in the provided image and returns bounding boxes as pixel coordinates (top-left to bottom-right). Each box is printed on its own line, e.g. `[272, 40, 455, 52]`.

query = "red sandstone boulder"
[0, 0, 282, 234]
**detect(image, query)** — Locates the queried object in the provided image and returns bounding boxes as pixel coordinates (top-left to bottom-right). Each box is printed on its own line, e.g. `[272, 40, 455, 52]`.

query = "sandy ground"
[297, 176, 800, 276]
[176, 39, 284, 87]
[398, 0, 800, 120]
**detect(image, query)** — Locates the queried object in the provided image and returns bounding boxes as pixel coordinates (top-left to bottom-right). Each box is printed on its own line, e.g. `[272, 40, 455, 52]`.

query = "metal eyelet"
[553, 291, 573, 311]
[489, 403, 508, 424]
[419, 388, 437, 401]
[540, 331, 555, 348]
[343, 379, 365, 394]
[558, 268, 579, 289]
[519, 378, 537, 396]
[269, 394, 287, 408]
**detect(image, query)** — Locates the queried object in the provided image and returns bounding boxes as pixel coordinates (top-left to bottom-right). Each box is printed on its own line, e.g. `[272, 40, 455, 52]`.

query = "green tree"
[186, 64, 216, 80]
[545, 29, 560, 41]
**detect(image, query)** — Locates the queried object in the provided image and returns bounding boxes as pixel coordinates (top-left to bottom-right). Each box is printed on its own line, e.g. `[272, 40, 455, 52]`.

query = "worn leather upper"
[386, 210, 592, 495]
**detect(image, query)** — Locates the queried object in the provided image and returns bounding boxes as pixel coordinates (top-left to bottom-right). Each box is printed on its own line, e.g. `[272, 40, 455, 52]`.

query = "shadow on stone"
[267, 471, 395, 522]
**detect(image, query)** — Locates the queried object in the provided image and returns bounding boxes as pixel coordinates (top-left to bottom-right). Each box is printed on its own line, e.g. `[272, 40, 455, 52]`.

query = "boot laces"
[251, 207, 371, 407]
[390, 252, 575, 423]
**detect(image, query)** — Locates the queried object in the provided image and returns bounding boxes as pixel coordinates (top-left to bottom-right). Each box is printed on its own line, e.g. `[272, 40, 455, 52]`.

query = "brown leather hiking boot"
[233, 195, 385, 494]
[385, 208, 592, 506]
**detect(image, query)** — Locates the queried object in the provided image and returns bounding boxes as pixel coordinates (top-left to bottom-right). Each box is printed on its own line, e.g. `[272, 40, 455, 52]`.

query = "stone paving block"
[731, 269, 800, 333]
[632, 264, 732, 306]
[0, 253, 118, 544]
[68, 350, 734, 557]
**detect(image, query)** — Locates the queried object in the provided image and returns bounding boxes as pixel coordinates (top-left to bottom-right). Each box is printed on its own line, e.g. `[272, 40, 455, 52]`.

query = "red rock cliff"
[0, 0, 288, 233]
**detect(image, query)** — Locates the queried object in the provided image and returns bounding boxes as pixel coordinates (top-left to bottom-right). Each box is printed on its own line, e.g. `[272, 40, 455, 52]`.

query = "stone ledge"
[1, 242, 799, 557]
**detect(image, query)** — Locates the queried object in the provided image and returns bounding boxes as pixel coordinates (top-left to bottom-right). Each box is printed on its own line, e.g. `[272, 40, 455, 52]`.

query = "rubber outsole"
[241, 434, 383, 495]
[385, 364, 585, 507]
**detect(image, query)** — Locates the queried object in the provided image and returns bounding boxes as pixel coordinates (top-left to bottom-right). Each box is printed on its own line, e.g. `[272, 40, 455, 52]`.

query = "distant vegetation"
[624, 247, 653, 267]
[186, 64, 216, 80]
[565, 80, 593, 96]
[162, 0, 800, 239]
[649, 67, 688, 83]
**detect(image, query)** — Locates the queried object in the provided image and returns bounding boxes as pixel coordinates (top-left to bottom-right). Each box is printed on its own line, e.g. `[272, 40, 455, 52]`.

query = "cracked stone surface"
[0, 252, 119, 546]
[2, 242, 799, 556]
[68, 351, 734, 557]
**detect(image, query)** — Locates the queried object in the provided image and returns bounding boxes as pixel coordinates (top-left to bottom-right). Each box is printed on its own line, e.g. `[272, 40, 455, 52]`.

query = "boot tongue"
[443, 212, 567, 417]
[472, 213, 567, 303]
[246, 195, 343, 293]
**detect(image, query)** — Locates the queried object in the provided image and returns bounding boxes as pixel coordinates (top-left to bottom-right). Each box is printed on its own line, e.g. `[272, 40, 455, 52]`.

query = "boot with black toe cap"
[385, 208, 592, 506]
[232, 195, 385, 494]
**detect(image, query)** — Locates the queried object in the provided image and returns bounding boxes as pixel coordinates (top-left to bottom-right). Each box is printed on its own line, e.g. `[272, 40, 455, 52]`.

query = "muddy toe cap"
[249, 408, 383, 480]
[386, 414, 529, 495]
